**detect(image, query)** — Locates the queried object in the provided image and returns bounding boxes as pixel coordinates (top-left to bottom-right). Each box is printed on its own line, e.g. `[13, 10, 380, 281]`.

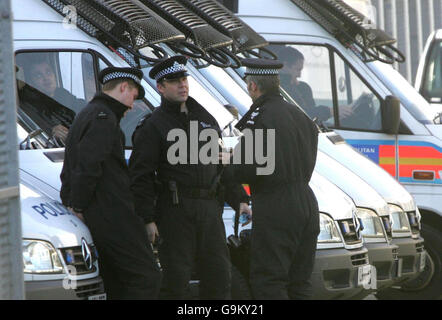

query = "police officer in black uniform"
[60, 67, 161, 299]
[129, 56, 250, 299]
[227, 58, 320, 299]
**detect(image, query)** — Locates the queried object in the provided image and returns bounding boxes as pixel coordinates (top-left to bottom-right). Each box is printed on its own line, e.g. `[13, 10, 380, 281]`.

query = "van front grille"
[75, 281, 103, 299]
[406, 211, 420, 234]
[351, 253, 369, 266]
[392, 248, 399, 260]
[338, 218, 362, 245]
[60, 245, 98, 275]
[416, 242, 425, 253]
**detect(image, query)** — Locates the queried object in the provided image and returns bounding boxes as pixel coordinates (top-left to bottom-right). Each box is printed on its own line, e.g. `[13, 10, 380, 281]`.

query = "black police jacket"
[129, 96, 249, 224]
[228, 91, 319, 194]
[60, 93, 133, 215]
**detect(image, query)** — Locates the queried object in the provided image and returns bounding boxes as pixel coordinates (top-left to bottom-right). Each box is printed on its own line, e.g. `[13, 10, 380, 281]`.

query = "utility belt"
[160, 180, 220, 205]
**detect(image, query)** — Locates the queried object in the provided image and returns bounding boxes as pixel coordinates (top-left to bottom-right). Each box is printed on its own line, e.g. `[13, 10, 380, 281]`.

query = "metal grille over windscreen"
[290, 0, 404, 64]
[177, 0, 268, 52]
[140, 0, 232, 51]
[42, 0, 185, 50]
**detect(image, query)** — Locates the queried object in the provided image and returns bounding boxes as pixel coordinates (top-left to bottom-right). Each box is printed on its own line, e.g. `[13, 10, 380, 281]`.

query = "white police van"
[220, 0, 439, 299]
[12, 0, 376, 299]
[18, 137, 103, 299]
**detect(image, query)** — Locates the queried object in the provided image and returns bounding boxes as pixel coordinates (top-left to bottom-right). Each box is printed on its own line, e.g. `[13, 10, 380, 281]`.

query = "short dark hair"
[271, 46, 304, 66]
[103, 78, 137, 91]
[25, 53, 53, 80]
[246, 74, 280, 94]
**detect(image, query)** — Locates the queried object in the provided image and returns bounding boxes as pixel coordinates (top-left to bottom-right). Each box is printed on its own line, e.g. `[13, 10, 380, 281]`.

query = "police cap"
[149, 55, 189, 82]
[242, 58, 284, 76]
[99, 67, 145, 100]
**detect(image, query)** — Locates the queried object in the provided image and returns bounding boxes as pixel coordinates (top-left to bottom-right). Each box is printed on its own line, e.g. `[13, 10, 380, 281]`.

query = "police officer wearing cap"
[226, 58, 320, 299]
[60, 67, 161, 299]
[129, 56, 250, 299]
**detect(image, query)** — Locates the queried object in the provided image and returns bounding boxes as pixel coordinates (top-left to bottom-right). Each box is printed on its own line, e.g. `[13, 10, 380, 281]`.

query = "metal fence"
[0, 0, 24, 300]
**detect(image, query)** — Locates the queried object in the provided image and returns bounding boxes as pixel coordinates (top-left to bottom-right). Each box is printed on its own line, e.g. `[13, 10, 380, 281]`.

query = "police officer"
[60, 67, 161, 299]
[129, 56, 250, 299]
[227, 58, 320, 299]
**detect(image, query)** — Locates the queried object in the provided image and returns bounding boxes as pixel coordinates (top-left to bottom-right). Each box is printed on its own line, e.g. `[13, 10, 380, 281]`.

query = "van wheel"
[376, 225, 442, 300]
[231, 265, 252, 300]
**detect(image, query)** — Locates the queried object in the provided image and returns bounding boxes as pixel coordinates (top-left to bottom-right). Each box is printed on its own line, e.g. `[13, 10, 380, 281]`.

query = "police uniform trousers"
[156, 192, 231, 300]
[84, 201, 162, 300]
[249, 184, 319, 300]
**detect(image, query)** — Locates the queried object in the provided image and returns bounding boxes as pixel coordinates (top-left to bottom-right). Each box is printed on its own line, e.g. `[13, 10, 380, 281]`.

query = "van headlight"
[388, 204, 411, 233]
[23, 240, 63, 274]
[356, 208, 385, 238]
[318, 213, 342, 243]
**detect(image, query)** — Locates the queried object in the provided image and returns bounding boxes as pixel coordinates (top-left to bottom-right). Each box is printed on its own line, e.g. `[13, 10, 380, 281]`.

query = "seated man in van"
[276, 46, 353, 122]
[18, 57, 86, 143]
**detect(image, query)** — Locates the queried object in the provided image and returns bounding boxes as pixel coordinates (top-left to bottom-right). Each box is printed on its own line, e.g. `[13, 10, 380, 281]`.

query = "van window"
[270, 44, 335, 126]
[15, 51, 92, 147]
[269, 43, 382, 131]
[422, 40, 442, 103]
[333, 53, 382, 131]
[16, 51, 92, 112]
[15, 51, 152, 148]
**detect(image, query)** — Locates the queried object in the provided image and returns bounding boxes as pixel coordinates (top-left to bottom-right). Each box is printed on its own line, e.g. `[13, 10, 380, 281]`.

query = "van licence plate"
[88, 293, 107, 300]
[357, 265, 372, 287]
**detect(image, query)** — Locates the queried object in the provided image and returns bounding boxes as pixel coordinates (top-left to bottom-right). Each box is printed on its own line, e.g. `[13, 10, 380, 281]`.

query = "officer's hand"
[52, 124, 69, 143]
[239, 202, 252, 227]
[146, 222, 159, 244]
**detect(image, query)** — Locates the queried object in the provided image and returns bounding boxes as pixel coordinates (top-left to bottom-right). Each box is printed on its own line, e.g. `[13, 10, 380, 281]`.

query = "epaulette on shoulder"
[96, 110, 109, 120]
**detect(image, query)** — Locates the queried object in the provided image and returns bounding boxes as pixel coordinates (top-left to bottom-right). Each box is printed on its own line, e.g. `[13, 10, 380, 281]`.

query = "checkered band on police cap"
[242, 58, 283, 76]
[102, 72, 141, 85]
[154, 61, 187, 81]
[245, 68, 280, 76]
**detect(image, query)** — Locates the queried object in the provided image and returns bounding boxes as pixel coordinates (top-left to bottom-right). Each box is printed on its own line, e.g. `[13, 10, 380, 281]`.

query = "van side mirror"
[381, 95, 400, 134]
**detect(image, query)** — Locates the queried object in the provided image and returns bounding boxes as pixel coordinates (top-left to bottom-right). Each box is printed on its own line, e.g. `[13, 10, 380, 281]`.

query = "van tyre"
[231, 264, 252, 300]
[376, 225, 442, 300]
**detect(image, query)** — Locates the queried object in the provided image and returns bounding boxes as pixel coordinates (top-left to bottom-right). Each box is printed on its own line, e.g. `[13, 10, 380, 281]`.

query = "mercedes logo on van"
[81, 238, 93, 271]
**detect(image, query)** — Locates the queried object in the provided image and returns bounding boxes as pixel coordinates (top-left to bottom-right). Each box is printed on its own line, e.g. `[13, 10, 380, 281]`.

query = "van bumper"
[366, 242, 401, 290]
[312, 246, 373, 300]
[391, 236, 426, 284]
[25, 276, 105, 300]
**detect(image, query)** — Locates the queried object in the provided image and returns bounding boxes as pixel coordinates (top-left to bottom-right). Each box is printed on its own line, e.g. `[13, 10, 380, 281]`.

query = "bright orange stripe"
[242, 184, 251, 196]
[380, 164, 396, 177]
[398, 146, 442, 158]
[399, 165, 442, 178]
[379, 145, 396, 157]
